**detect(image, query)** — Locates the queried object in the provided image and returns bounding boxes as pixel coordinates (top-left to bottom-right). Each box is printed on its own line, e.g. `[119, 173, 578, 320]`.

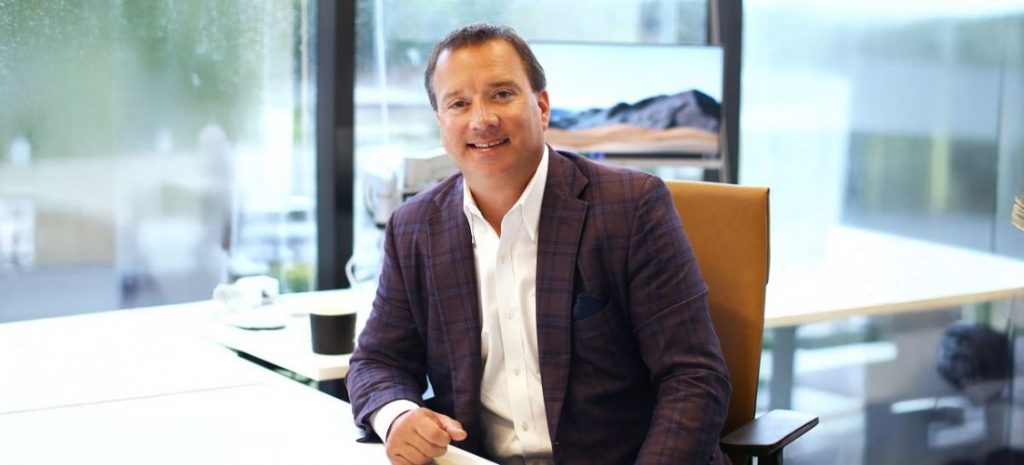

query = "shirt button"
[521, 422, 530, 432]
[513, 367, 521, 376]
[506, 312, 514, 320]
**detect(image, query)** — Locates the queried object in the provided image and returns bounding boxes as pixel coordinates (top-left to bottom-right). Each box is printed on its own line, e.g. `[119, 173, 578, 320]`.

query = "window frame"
[316, 0, 356, 290]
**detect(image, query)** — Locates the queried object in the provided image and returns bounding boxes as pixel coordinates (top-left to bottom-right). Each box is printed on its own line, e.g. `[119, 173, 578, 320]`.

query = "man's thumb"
[437, 414, 468, 441]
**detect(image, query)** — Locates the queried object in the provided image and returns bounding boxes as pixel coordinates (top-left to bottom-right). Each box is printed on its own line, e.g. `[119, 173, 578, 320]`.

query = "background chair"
[666, 180, 817, 465]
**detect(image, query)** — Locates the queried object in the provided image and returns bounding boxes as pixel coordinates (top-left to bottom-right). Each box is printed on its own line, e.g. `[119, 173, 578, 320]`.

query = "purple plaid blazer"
[347, 149, 731, 465]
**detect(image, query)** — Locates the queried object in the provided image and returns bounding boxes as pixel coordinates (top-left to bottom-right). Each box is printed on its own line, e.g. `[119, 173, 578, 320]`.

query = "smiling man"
[347, 23, 731, 465]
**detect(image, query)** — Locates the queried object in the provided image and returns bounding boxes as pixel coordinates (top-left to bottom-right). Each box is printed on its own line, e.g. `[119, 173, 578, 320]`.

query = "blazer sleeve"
[346, 213, 429, 441]
[627, 176, 731, 465]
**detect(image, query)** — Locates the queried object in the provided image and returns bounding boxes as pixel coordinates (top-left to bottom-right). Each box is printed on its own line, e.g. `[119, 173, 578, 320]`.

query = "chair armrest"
[720, 410, 818, 458]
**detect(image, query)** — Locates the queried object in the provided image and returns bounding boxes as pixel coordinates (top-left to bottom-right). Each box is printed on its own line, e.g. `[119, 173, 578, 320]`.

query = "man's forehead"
[436, 39, 526, 75]
[436, 43, 528, 91]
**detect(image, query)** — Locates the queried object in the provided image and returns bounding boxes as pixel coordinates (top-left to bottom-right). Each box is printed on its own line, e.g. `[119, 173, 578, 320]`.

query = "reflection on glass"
[1014, 193, 1024, 232]
[0, 1, 317, 322]
[759, 301, 1023, 465]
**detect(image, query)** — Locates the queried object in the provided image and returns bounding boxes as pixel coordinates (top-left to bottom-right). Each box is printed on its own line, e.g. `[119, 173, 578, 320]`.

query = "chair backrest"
[665, 180, 770, 437]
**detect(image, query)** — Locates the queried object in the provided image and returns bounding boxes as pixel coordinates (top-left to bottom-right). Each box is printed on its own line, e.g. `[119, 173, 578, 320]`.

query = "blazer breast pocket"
[572, 293, 612, 339]
[573, 292, 607, 321]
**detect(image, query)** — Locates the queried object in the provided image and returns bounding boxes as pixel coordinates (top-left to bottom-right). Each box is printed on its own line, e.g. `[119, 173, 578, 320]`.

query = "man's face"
[431, 39, 550, 189]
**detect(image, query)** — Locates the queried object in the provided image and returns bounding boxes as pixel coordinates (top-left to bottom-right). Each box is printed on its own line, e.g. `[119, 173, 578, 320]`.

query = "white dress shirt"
[370, 147, 554, 465]
[464, 147, 553, 464]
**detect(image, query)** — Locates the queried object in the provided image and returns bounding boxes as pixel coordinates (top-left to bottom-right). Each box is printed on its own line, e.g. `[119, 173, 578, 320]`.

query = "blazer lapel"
[535, 149, 589, 441]
[426, 180, 484, 437]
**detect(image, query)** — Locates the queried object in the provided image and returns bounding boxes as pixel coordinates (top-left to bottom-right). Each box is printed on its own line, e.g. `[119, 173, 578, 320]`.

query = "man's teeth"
[473, 139, 505, 148]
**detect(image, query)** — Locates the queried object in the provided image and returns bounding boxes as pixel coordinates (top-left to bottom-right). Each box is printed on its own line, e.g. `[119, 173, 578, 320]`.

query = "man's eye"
[495, 90, 513, 99]
[448, 100, 467, 110]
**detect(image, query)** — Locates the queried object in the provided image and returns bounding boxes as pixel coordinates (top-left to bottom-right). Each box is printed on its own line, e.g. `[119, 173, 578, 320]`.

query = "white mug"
[213, 282, 261, 312]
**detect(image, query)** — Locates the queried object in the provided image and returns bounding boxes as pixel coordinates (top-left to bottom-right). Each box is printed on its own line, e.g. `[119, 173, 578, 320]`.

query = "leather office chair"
[666, 180, 818, 465]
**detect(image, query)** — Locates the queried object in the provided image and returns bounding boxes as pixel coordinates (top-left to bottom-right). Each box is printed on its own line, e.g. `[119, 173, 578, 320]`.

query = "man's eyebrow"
[440, 89, 463, 103]
[439, 80, 524, 103]
[488, 80, 521, 90]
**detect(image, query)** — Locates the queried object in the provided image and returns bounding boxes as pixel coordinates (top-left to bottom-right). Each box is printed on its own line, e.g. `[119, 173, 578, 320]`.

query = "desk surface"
[0, 300, 492, 465]
[765, 226, 1024, 327]
[0, 303, 277, 414]
[0, 380, 387, 465]
[205, 313, 353, 381]
[212, 227, 1024, 382]
[5, 227, 1020, 463]
[0, 377, 492, 465]
[205, 288, 374, 381]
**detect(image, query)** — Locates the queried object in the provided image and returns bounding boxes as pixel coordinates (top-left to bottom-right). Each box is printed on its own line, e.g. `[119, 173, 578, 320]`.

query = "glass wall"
[0, 0, 318, 321]
[741, 2, 1024, 464]
[740, 1, 1024, 263]
[351, 0, 711, 283]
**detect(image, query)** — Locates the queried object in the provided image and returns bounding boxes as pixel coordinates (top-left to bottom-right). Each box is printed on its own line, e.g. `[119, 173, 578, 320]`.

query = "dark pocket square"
[572, 292, 607, 321]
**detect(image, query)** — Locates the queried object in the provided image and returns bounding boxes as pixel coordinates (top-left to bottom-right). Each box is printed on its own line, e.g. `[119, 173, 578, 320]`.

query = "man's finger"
[436, 414, 468, 441]
[390, 454, 415, 465]
[407, 436, 446, 460]
[396, 444, 431, 465]
[413, 417, 452, 447]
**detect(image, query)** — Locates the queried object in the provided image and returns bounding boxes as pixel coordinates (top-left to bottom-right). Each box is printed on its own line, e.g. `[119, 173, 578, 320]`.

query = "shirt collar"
[462, 145, 549, 242]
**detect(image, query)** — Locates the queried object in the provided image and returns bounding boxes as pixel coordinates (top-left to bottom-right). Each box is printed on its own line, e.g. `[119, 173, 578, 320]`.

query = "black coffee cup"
[310, 307, 357, 355]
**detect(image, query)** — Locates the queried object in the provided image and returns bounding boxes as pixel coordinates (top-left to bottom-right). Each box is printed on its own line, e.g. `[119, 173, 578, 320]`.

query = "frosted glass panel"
[0, 1, 318, 321]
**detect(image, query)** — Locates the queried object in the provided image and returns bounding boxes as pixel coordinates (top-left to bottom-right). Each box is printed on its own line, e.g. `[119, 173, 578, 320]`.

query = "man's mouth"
[468, 138, 509, 149]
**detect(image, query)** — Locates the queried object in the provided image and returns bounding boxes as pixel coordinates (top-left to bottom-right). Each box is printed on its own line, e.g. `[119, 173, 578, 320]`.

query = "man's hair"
[424, 23, 547, 111]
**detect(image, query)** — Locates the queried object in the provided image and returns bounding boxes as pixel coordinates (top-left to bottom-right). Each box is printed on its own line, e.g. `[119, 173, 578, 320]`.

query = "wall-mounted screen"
[530, 41, 723, 111]
[531, 41, 725, 159]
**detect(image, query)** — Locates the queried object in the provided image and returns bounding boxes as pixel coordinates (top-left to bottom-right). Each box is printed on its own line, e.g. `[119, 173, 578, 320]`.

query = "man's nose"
[469, 102, 498, 131]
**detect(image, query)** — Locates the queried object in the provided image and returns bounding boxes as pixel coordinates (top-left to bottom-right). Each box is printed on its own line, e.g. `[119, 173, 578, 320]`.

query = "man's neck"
[463, 146, 547, 235]
[467, 178, 528, 236]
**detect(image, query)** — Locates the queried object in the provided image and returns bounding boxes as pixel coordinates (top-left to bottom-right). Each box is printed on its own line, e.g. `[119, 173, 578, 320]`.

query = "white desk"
[0, 380, 388, 465]
[208, 227, 1024, 389]
[200, 225, 1024, 416]
[0, 302, 277, 414]
[763, 225, 1024, 408]
[0, 377, 492, 465]
[205, 288, 374, 382]
[765, 226, 1024, 327]
[206, 314, 353, 381]
[0, 299, 492, 465]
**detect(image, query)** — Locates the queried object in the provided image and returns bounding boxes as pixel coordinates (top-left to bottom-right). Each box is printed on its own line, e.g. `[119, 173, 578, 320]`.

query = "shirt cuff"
[370, 399, 420, 441]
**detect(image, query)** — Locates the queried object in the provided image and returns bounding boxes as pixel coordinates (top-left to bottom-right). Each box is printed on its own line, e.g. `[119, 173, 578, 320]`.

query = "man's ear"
[537, 89, 550, 129]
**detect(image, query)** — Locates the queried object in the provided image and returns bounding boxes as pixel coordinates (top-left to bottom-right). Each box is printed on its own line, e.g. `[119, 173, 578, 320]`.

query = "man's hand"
[385, 407, 468, 465]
